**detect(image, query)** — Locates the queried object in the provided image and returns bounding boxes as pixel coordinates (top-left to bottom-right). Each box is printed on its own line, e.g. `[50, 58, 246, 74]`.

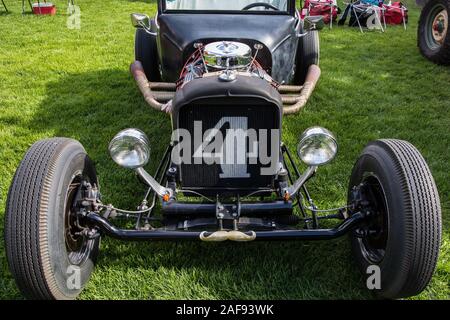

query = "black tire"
[135, 27, 162, 81]
[294, 30, 320, 84]
[418, 0, 450, 64]
[348, 139, 441, 299]
[5, 138, 100, 300]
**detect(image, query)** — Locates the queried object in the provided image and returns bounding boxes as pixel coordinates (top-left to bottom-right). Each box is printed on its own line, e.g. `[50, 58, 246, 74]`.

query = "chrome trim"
[135, 167, 172, 198]
[297, 126, 338, 166]
[204, 41, 252, 70]
[284, 166, 317, 198]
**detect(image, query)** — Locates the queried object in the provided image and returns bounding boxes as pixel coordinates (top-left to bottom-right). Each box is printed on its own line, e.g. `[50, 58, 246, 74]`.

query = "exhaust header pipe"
[130, 60, 320, 115]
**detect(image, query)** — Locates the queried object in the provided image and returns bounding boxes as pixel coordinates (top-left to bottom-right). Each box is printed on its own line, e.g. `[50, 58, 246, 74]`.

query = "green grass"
[0, 0, 449, 300]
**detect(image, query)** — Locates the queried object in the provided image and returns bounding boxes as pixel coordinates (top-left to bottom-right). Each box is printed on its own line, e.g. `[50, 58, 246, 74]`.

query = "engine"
[177, 41, 278, 89]
[170, 41, 284, 195]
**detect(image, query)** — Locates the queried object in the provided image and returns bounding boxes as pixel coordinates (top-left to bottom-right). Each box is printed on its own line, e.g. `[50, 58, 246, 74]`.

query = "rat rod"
[5, 0, 441, 300]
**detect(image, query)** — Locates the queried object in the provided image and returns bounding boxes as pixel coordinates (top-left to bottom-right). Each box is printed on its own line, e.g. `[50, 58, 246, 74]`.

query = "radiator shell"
[171, 75, 283, 194]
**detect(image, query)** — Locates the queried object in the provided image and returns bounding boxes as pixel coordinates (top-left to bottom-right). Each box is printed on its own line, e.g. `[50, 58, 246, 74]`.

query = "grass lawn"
[0, 0, 449, 300]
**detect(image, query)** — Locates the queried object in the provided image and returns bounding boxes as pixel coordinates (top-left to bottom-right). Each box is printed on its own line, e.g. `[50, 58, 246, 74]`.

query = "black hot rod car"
[5, 0, 442, 300]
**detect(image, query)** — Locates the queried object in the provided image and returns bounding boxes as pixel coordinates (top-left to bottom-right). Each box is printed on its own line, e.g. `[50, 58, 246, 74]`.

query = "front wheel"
[294, 30, 320, 84]
[4, 138, 100, 299]
[135, 27, 161, 81]
[348, 139, 441, 299]
[418, 0, 450, 64]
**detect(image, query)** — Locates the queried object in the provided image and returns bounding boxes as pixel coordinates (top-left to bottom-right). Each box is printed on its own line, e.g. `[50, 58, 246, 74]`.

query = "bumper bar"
[85, 211, 365, 241]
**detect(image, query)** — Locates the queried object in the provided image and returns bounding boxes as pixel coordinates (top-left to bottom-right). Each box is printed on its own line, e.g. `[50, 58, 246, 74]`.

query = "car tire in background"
[418, 0, 450, 64]
[135, 26, 162, 81]
[294, 29, 320, 84]
[348, 139, 441, 299]
[4, 138, 100, 299]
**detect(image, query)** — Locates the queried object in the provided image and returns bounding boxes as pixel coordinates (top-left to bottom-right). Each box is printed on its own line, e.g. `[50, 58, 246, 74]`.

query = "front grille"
[176, 101, 280, 192]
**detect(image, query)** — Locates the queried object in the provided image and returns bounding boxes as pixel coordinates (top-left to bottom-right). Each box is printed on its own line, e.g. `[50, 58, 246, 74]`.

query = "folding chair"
[307, 0, 339, 28]
[382, 1, 407, 30]
[354, 1, 384, 32]
[22, 0, 32, 14]
[1, 0, 8, 12]
[340, 0, 384, 33]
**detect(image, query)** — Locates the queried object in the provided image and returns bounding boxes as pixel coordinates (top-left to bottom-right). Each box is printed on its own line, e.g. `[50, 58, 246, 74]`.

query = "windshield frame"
[158, 0, 296, 16]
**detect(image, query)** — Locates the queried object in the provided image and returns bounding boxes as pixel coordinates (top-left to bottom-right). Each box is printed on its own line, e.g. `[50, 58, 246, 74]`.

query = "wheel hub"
[64, 175, 94, 265]
[432, 9, 448, 44]
[351, 175, 388, 264]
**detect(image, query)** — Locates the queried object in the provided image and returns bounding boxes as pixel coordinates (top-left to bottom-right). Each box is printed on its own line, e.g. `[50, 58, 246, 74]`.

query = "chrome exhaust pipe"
[135, 167, 173, 199]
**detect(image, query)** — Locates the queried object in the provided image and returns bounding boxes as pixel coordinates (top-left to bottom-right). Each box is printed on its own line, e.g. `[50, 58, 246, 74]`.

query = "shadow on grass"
[21, 68, 372, 299]
[28, 68, 170, 206]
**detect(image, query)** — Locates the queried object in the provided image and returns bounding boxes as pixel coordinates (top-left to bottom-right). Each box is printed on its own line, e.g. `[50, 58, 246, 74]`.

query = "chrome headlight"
[109, 128, 150, 169]
[297, 127, 338, 166]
